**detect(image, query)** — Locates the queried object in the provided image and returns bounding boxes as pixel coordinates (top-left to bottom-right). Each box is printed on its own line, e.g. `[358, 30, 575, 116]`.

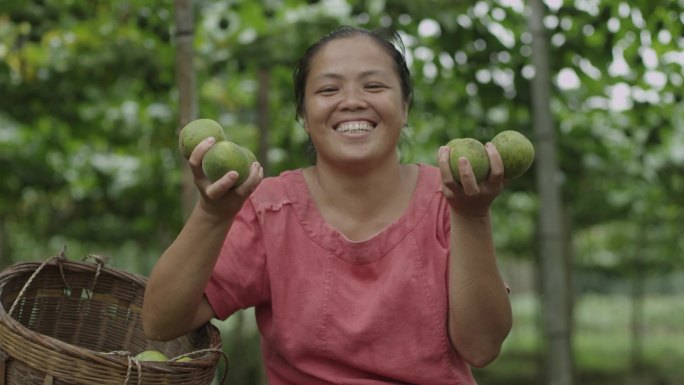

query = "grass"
[473, 293, 684, 385]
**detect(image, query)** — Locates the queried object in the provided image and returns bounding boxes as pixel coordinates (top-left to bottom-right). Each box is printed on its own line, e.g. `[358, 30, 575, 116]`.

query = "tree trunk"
[174, 0, 198, 220]
[256, 66, 271, 175]
[0, 217, 11, 269]
[630, 249, 645, 371]
[528, 1, 574, 385]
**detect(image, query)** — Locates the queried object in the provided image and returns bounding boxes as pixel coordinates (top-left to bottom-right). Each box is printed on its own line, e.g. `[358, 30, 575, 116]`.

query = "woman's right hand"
[189, 137, 264, 220]
[437, 144, 504, 218]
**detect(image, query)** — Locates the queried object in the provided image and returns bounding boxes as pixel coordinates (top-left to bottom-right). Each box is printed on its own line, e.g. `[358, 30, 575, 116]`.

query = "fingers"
[205, 162, 263, 200]
[437, 146, 454, 183]
[438, 143, 505, 201]
[205, 171, 240, 200]
[457, 157, 480, 196]
[438, 146, 479, 197]
[233, 162, 264, 195]
[485, 142, 504, 184]
[438, 147, 457, 199]
[189, 137, 216, 179]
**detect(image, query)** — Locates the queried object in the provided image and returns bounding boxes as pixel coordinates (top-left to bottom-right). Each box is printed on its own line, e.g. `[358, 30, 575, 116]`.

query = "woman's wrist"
[195, 200, 235, 227]
[450, 205, 492, 222]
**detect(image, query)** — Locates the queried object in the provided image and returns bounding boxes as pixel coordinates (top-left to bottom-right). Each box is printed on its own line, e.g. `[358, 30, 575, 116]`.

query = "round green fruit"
[175, 356, 193, 363]
[491, 130, 535, 180]
[178, 118, 226, 159]
[202, 140, 251, 185]
[241, 146, 257, 166]
[446, 138, 490, 183]
[134, 350, 168, 362]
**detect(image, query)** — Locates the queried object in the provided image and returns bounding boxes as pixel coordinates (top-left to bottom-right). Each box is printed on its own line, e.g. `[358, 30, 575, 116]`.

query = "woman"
[143, 26, 512, 384]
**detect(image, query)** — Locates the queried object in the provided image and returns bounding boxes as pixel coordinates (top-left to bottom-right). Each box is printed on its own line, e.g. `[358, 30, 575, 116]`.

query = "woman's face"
[302, 35, 409, 168]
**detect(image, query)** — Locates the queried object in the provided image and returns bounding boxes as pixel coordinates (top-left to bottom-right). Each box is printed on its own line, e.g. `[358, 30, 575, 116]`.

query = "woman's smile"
[334, 120, 376, 136]
[302, 35, 408, 166]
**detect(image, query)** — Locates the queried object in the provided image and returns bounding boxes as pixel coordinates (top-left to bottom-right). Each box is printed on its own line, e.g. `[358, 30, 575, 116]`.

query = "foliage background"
[1, 0, 683, 384]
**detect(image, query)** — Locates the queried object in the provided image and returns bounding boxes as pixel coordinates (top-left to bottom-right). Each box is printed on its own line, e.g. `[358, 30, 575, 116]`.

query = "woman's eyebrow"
[312, 69, 388, 82]
[358, 70, 388, 79]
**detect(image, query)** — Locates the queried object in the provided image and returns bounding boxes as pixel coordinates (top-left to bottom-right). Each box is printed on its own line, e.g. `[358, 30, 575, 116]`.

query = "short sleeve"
[204, 198, 270, 320]
[435, 192, 451, 249]
[441, 200, 451, 245]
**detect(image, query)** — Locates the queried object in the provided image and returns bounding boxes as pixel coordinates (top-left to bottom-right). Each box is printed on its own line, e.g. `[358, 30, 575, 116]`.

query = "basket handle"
[125, 355, 142, 385]
[215, 349, 230, 385]
[81, 254, 108, 299]
[7, 248, 69, 317]
[7, 248, 110, 317]
[0, 349, 8, 385]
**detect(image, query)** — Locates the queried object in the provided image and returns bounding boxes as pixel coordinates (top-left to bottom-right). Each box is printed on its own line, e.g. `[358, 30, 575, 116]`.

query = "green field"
[473, 293, 684, 385]
[213, 292, 684, 385]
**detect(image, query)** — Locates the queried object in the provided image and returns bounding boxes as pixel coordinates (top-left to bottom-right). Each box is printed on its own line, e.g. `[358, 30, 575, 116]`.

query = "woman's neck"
[304, 155, 418, 228]
[316, 153, 400, 194]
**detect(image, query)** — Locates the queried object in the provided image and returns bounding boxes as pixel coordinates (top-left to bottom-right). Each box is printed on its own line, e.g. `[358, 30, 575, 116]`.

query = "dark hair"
[293, 25, 413, 122]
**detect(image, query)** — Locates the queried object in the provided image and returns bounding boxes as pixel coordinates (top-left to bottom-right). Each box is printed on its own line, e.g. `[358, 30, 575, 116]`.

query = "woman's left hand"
[437, 143, 505, 217]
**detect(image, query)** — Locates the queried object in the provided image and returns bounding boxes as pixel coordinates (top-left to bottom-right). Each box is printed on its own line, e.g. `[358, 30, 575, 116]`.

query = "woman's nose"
[339, 88, 367, 110]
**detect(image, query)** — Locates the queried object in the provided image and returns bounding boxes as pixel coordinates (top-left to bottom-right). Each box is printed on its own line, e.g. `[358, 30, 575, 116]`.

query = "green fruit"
[240, 146, 257, 165]
[178, 118, 226, 159]
[446, 138, 490, 183]
[202, 140, 251, 185]
[134, 350, 168, 362]
[175, 356, 193, 363]
[491, 130, 535, 180]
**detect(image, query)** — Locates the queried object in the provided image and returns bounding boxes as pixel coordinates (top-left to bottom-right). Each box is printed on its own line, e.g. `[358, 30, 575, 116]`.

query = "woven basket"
[0, 252, 227, 385]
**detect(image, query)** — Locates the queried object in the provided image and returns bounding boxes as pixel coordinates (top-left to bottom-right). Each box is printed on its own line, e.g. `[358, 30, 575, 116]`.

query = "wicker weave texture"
[0, 258, 224, 385]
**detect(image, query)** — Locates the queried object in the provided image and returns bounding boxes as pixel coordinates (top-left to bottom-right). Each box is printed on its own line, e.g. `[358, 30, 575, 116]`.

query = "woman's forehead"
[308, 36, 395, 74]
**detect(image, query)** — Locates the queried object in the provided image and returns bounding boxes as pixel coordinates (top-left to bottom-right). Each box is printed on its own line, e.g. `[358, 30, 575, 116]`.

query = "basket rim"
[0, 258, 222, 375]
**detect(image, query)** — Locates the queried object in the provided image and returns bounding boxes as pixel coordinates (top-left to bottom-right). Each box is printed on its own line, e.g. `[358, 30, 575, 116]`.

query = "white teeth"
[335, 121, 374, 133]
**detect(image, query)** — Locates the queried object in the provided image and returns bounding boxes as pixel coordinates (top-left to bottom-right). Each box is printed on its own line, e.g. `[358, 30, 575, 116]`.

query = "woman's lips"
[334, 120, 376, 134]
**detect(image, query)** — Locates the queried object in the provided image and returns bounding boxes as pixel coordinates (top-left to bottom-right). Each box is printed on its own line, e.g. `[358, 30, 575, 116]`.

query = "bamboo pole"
[174, 0, 198, 219]
[528, 1, 574, 384]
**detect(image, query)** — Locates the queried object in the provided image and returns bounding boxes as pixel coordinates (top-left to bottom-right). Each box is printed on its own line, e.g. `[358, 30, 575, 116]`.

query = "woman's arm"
[437, 144, 512, 368]
[142, 203, 232, 341]
[447, 210, 512, 367]
[142, 137, 263, 341]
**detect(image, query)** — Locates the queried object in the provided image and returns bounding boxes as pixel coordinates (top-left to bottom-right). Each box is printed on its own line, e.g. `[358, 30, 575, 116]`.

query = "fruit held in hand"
[134, 350, 169, 362]
[491, 130, 535, 180]
[179, 118, 226, 159]
[202, 140, 252, 185]
[446, 138, 490, 183]
[241, 146, 257, 166]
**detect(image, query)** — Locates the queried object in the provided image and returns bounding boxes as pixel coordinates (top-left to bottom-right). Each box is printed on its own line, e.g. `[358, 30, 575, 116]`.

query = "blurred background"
[1, 1, 682, 384]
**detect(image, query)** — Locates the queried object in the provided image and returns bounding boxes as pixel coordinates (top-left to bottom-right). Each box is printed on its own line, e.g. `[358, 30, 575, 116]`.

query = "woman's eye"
[366, 83, 385, 90]
[318, 87, 338, 94]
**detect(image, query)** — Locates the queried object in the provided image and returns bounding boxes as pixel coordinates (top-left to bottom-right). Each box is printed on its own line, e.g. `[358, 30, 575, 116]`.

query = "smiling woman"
[143, 25, 513, 385]
[293, 26, 413, 165]
[299, 33, 408, 170]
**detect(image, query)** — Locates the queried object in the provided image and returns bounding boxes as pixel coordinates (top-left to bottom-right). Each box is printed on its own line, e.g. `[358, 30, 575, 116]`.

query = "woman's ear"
[298, 112, 311, 133]
[402, 101, 409, 126]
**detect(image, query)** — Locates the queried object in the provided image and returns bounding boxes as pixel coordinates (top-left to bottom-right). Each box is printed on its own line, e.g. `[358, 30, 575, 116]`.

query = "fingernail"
[436, 147, 444, 161]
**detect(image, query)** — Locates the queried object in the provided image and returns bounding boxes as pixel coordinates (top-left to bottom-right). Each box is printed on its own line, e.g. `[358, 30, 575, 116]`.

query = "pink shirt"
[205, 164, 476, 385]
